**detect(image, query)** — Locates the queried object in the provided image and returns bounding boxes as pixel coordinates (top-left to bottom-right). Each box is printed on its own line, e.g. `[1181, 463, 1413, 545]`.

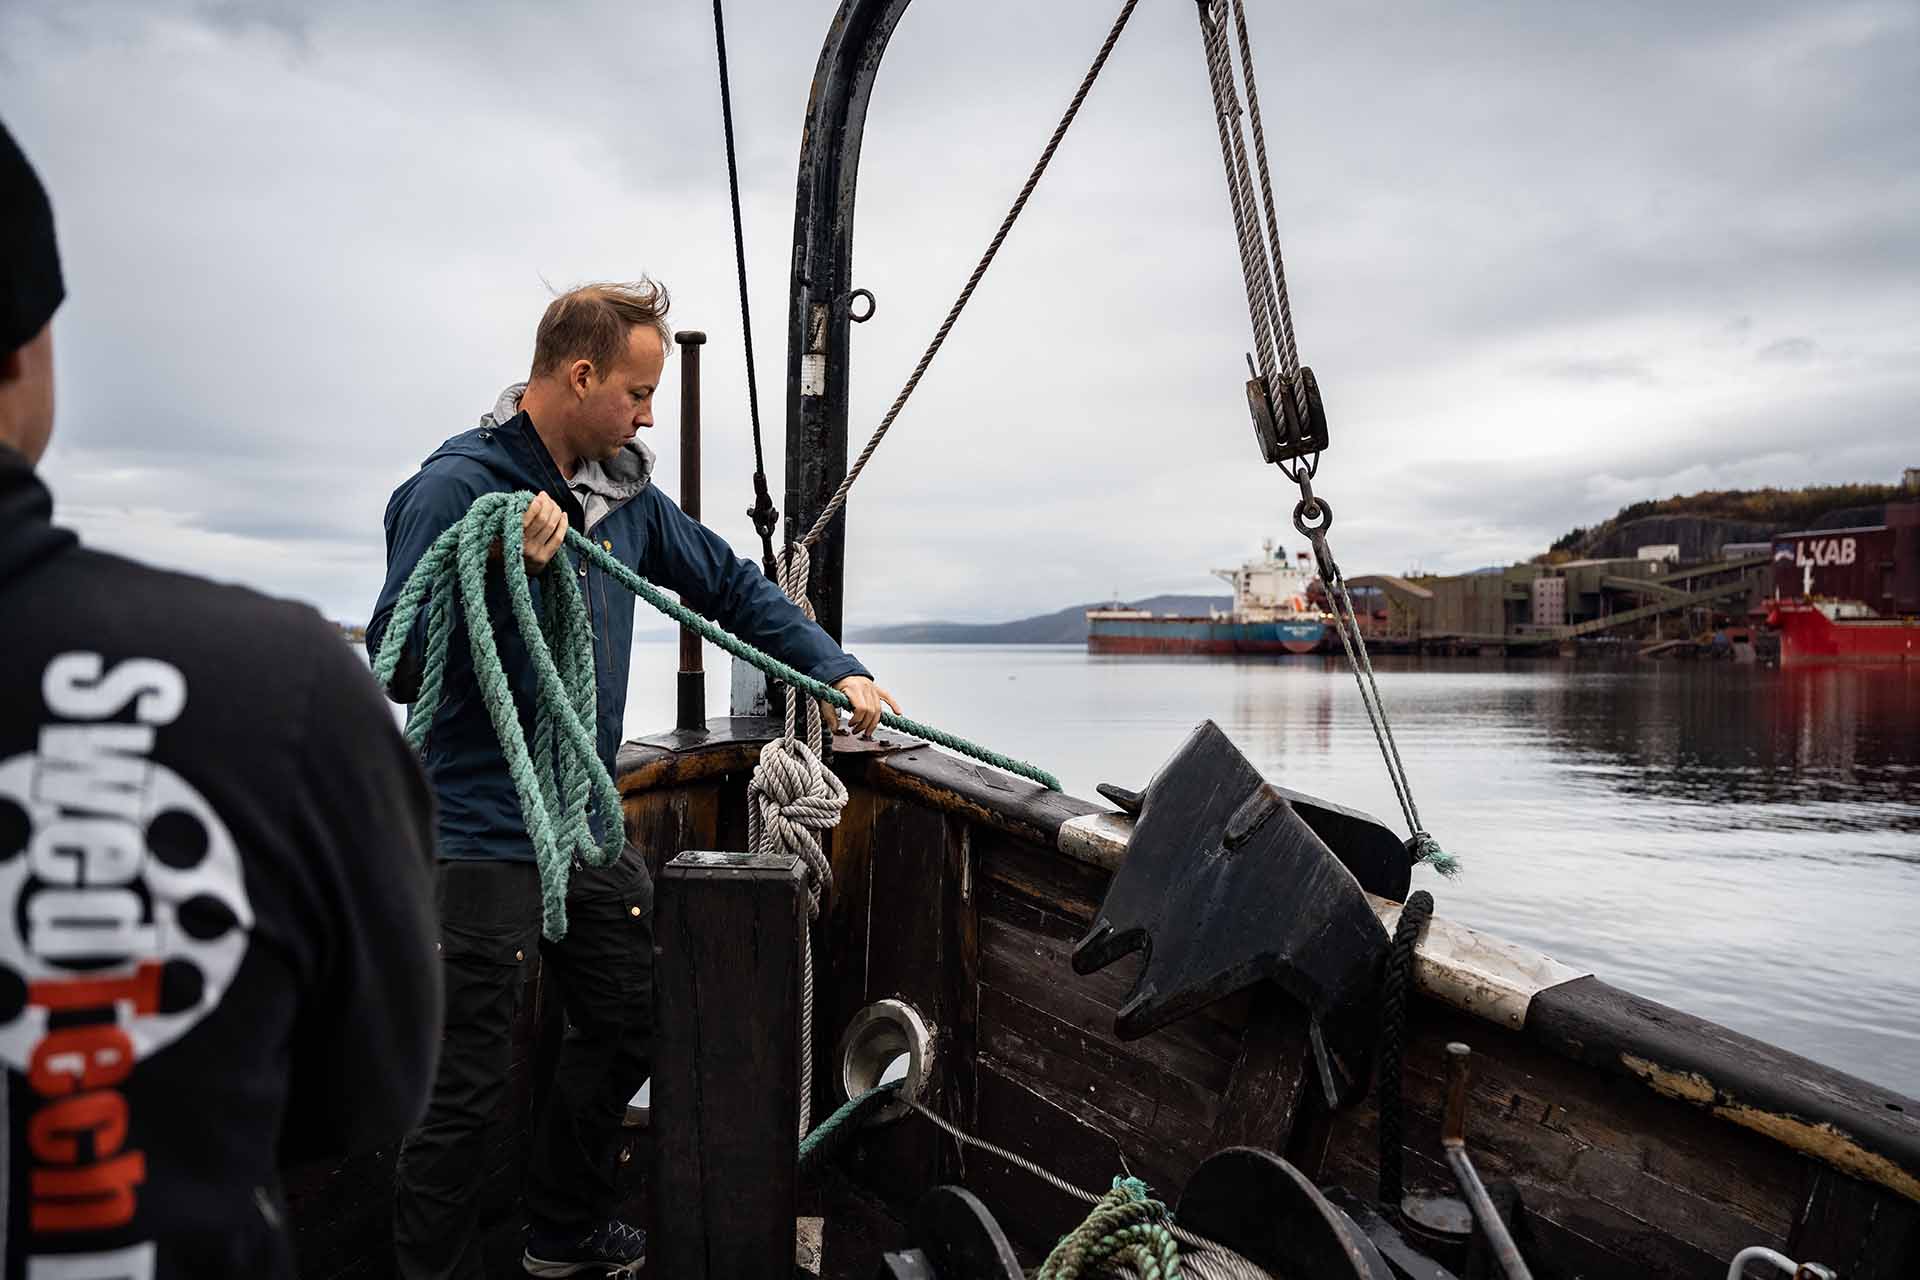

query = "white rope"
[749, 737, 846, 917]
[748, 736, 846, 1136]
[749, 542, 849, 1134]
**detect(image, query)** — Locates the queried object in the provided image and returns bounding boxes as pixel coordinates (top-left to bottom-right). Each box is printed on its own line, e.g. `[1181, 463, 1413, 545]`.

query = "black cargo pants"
[392, 846, 653, 1280]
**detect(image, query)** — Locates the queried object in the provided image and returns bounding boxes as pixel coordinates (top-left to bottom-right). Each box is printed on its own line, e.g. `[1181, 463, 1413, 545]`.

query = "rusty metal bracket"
[1073, 721, 1397, 1106]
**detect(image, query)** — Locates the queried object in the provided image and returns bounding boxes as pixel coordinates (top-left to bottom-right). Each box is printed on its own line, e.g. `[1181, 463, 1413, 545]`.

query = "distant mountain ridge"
[847, 594, 1230, 645]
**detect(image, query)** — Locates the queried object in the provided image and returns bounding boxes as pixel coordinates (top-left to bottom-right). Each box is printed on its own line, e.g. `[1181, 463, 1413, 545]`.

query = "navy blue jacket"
[367, 410, 868, 861]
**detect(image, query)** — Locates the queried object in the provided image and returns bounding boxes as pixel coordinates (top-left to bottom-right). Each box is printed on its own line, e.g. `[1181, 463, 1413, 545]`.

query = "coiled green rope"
[374, 492, 1060, 937]
[1037, 1177, 1183, 1280]
[374, 492, 625, 941]
[799, 1088, 1184, 1280]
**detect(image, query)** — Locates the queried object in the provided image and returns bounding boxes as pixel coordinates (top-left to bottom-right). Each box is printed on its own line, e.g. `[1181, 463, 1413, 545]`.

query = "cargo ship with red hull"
[1766, 599, 1919, 664]
[1764, 501, 1920, 665]
[1087, 538, 1329, 655]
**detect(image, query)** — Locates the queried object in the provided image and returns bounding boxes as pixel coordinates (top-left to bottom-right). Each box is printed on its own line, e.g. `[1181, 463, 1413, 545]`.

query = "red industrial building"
[1767, 501, 1920, 664]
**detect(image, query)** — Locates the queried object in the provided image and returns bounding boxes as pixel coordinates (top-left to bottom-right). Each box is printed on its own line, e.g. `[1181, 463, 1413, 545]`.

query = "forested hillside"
[1545, 482, 1906, 562]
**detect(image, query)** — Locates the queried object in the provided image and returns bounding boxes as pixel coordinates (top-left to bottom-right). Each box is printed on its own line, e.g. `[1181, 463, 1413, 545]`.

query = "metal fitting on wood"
[838, 997, 935, 1124]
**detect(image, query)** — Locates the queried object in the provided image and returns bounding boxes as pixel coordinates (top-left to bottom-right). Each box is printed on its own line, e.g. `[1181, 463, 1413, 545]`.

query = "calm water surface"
[627, 640, 1920, 1093]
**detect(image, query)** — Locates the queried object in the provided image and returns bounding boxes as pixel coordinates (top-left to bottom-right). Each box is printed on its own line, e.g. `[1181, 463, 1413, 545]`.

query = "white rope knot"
[748, 736, 848, 919]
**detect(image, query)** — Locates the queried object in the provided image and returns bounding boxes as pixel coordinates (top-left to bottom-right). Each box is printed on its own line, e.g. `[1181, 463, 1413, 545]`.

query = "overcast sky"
[4, 0, 1915, 625]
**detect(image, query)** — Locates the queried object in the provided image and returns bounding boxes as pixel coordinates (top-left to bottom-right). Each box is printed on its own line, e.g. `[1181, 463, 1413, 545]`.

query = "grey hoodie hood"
[482, 382, 654, 529]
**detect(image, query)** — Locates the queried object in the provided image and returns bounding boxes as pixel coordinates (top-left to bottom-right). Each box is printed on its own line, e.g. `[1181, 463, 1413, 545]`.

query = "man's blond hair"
[530, 279, 672, 379]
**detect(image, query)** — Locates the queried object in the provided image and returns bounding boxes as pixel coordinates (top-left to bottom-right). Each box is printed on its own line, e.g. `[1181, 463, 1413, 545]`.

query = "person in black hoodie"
[0, 121, 442, 1276]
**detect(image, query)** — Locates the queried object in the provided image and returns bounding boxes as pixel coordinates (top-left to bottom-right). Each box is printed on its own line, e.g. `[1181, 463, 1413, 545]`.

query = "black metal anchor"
[1073, 721, 1405, 1106]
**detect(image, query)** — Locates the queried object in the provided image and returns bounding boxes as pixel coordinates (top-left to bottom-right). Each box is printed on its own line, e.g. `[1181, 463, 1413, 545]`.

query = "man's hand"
[520, 493, 567, 574]
[831, 675, 900, 737]
[486, 493, 568, 575]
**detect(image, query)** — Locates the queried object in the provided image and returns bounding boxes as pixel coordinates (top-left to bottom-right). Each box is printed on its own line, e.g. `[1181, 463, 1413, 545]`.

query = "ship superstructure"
[1087, 538, 1329, 654]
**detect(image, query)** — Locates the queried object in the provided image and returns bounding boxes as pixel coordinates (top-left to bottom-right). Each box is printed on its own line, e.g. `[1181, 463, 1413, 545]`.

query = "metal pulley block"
[1247, 362, 1329, 466]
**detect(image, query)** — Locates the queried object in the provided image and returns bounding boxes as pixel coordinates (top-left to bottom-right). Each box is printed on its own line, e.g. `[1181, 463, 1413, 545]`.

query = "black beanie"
[0, 121, 64, 355]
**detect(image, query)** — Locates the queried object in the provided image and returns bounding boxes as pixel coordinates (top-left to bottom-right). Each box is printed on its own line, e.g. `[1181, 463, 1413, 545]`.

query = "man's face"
[0, 322, 55, 464]
[577, 326, 665, 463]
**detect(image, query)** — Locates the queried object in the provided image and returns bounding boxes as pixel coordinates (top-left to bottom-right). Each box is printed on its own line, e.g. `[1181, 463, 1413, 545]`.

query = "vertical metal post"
[653, 851, 805, 1277]
[676, 330, 707, 732]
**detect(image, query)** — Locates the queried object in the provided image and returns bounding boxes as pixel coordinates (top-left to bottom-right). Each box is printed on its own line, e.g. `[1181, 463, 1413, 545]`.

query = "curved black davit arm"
[784, 0, 914, 644]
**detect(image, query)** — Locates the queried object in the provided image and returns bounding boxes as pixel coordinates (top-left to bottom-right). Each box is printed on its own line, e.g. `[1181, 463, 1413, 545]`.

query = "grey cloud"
[2, 0, 1915, 628]
[1540, 356, 1658, 385]
[1758, 336, 1818, 363]
[195, 0, 312, 51]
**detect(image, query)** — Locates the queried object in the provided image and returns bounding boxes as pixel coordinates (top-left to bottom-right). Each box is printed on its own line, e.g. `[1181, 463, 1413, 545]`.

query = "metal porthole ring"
[843, 287, 877, 324]
[837, 998, 935, 1124]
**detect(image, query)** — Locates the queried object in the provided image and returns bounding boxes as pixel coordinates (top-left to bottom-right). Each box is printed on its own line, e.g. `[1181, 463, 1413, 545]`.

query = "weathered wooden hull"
[286, 718, 1920, 1278]
[612, 720, 1920, 1278]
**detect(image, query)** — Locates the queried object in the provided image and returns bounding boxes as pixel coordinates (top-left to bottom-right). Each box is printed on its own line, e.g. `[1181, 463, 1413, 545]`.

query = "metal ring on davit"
[838, 998, 935, 1123]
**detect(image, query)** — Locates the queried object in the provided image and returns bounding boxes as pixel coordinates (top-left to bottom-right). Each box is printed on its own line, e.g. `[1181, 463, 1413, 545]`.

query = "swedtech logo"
[0, 654, 254, 1278]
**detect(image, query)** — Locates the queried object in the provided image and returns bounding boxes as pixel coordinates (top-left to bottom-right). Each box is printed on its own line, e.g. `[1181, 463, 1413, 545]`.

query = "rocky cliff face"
[1580, 515, 1773, 561]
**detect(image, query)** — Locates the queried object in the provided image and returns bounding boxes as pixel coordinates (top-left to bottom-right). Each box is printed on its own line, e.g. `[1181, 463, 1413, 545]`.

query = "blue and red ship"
[1087, 539, 1330, 655]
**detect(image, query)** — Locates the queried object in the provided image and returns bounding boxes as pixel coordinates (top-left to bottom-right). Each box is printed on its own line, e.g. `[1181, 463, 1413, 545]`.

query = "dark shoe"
[522, 1218, 647, 1277]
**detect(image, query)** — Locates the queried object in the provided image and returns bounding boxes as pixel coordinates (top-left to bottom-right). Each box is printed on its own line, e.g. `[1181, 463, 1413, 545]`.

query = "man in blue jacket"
[367, 280, 897, 1279]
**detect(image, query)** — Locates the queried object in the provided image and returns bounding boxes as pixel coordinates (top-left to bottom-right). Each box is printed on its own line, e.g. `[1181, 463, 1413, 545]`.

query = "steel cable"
[1197, 4, 1282, 391]
[1227, 0, 1308, 426]
[1311, 530, 1457, 875]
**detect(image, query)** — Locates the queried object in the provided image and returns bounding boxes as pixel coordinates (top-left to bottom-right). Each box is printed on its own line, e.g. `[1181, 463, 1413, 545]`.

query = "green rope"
[1037, 1177, 1183, 1280]
[375, 492, 1061, 936]
[798, 1086, 1193, 1280]
[374, 493, 624, 941]
[558, 515, 1061, 792]
[1412, 831, 1460, 878]
[797, 1080, 902, 1176]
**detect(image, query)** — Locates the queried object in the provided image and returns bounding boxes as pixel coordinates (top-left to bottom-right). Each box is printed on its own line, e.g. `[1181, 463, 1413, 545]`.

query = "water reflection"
[1490, 663, 1920, 836]
[624, 643, 1920, 1091]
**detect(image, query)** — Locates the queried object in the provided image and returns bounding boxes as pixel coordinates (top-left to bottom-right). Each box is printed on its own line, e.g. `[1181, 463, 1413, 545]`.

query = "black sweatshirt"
[0, 445, 441, 1277]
